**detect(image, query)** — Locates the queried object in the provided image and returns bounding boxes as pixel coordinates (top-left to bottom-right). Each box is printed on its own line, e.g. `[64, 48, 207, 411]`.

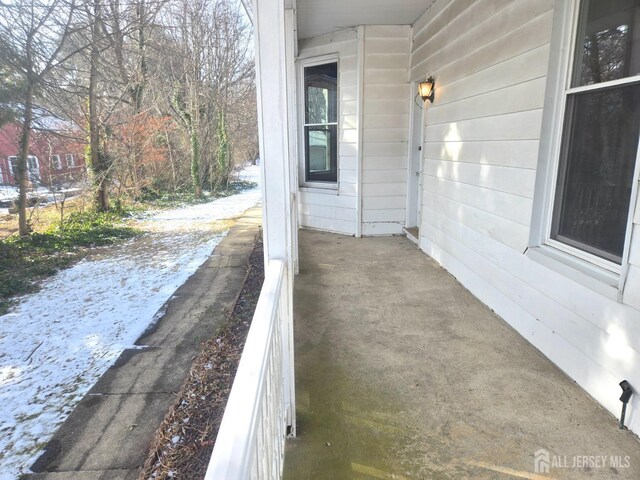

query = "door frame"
[405, 84, 424, 230]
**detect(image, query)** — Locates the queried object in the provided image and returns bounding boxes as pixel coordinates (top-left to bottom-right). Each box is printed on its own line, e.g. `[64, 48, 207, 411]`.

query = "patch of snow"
[0, 186, 19, 202]
[0, 186, 84, 209]
[0, 166, 262, 478]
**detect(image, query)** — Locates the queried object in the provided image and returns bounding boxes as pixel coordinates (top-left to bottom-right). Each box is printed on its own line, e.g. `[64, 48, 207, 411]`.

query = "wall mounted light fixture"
[419, 76, 435, 103]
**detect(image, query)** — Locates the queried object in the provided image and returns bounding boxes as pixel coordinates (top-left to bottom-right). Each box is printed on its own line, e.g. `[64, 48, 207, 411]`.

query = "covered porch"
[205, 0, 640, 477]
[284, 230, 640, 479]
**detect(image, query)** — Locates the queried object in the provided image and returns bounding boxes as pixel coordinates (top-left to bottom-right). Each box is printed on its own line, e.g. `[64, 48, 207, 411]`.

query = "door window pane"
[552, 84, 640, 262]
[574, 0, 640, 87]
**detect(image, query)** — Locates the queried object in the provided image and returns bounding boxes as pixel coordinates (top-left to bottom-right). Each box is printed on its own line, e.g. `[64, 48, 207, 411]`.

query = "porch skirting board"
[420, 235, 640, 436]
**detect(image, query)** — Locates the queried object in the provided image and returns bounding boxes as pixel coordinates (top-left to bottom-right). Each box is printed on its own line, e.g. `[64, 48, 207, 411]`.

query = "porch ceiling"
[296, 0, 434, 39]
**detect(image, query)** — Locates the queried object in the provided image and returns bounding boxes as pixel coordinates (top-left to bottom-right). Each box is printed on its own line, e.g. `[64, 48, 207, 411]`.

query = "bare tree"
[0, 0, 81, 235]
[162, 0, 253, 197]
[1, 0, 256, 221]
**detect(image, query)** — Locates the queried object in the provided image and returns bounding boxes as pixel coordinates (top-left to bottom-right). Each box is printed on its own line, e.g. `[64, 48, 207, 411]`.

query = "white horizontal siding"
[299, 203, 354, 222]
[423, 191, 530, 251]
[411, 8, 554, 85]
[299, 190, 355, 207]
[361, 25, 411, 236]
[422, 139, 540, 169]
[424, 160, 537, 198]
[362, 169, 406, 184]
[424, 175, 533, 227]
[435, 44, 551, 108]
[362, 208, 407, 222]
[365, 195, 407, 210]
[411, 0, 640, 436]
[362, 99, 410, 115]
[426, 77, 547, 126]
[411, 0, 553, 79]
[299, 214, 355, 235]
[361, 156, 408, 170]
[424, 109, 544, 142]
[362, 222, 405, 236]
[296, 28, 359, 236]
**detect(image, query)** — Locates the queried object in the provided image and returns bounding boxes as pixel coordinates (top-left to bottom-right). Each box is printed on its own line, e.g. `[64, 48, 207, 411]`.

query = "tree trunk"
[17, 83, 33, 236]
[89, 0, 109, 211]
[190, 126, 202, 198]
[216, 109, 229, 191]
[134, 1, 147, 114]
[130, 1, 147, 196]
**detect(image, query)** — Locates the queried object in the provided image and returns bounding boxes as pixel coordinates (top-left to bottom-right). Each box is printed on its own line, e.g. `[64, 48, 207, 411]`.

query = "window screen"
[551, 0, 640, 263]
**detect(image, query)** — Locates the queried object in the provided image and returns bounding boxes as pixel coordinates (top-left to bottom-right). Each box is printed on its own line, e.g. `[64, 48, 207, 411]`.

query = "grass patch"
[0, 195, 91, 240]
[0, 210, 139, 315]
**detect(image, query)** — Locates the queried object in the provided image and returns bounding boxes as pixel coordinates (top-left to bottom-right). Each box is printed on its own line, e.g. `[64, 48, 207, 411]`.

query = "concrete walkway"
[284, 230, 640, 480]
[24, 208, 261, 480]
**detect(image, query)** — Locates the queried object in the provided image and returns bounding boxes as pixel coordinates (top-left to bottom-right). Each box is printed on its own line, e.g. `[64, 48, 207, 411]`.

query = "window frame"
[535, 0, 640, 282]
[27, 155, 39, 173]
[51, 154, 62, 170]
[297, 54, 340, 190]
[8, 156, 16, 176]
[66, 153, 75, 168]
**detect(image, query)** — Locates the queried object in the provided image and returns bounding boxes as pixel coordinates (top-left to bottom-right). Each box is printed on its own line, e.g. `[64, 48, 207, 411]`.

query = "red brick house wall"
[0, 123, 87, 186]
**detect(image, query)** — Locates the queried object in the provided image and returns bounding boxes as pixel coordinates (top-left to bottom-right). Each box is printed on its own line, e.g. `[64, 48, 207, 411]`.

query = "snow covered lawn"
[0, 166, 261, 479]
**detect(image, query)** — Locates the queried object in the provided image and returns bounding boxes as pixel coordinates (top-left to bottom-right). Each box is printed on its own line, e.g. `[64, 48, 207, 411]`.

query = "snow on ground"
[0, 185, 85, 207]
[0, 166, 261, 479]
[0, 186, 17, 202]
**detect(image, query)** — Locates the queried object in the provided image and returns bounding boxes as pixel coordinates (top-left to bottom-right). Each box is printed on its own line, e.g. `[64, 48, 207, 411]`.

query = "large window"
[551, 0, 640, 265]
[303, 62, 337, 183]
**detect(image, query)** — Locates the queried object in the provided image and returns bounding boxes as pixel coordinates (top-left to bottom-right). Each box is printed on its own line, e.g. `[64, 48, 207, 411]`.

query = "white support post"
[253, 0, 296, 434]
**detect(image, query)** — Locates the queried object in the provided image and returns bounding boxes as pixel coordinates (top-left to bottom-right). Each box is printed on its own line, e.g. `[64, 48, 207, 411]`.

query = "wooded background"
[0, 0, 257, 235]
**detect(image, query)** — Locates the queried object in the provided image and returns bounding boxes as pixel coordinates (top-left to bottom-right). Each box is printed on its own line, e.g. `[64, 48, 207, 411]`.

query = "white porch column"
[253, 0, 297, 434]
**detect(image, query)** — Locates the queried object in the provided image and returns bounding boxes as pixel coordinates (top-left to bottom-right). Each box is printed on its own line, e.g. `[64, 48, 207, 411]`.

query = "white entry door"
[406, 87, 424, 234]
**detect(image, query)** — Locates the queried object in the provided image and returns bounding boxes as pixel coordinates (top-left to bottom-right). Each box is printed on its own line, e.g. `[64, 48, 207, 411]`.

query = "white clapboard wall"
[361, 25, 411, 236]
[297, 29, 359, 236]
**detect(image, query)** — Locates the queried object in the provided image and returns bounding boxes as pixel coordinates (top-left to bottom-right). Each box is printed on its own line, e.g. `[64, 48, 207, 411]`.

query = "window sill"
[299, 184, 339, 194]
[526, 245, 620, 300]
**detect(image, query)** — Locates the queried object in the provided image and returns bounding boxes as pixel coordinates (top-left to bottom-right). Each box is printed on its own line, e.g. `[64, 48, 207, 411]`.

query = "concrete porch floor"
[283, 230, 640, 480]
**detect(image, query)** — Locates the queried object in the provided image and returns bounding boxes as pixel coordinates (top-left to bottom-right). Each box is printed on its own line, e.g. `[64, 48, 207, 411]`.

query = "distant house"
[0, 123, 87, 187]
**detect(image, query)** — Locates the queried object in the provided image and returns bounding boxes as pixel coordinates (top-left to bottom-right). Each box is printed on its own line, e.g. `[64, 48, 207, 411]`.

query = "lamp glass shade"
[419, 77, 434, 102]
